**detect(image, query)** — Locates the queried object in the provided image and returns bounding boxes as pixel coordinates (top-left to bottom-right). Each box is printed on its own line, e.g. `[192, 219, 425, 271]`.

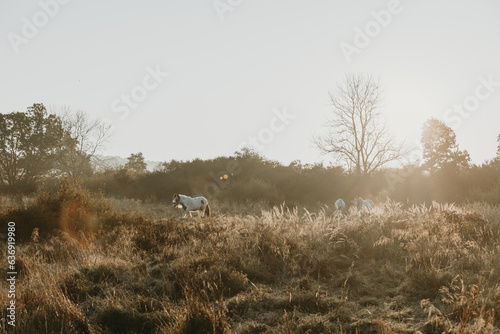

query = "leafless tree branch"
[314, 74, 409, 175]
[55, 106, 113, 175]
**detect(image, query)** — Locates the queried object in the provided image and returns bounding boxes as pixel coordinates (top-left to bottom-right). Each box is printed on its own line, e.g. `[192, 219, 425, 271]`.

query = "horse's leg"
[200, 200, 206, 218]
[201, 203, 206, 217]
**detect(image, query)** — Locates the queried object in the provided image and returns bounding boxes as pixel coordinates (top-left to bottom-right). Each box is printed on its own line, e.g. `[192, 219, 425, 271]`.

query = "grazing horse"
[172, 194, 211, 218]
[335, 198, 346, 212]
[354, 196, 374, 215]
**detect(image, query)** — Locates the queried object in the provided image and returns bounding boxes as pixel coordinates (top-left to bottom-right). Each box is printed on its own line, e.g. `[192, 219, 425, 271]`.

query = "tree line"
[83, 142, 499, 206]
[0, 103, 110, 190]
[2, 74, 499, 206]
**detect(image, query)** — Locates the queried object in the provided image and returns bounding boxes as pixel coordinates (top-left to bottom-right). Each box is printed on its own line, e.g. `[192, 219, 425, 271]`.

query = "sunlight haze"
[1, 0, 499, 165]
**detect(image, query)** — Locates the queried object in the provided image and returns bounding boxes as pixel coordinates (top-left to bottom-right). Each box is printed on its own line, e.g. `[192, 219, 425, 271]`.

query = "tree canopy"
[421, 118, 470, 173]
[0, 104, 74, 186]
[124, 152, 147, 173]
[0, 104, 112, 188]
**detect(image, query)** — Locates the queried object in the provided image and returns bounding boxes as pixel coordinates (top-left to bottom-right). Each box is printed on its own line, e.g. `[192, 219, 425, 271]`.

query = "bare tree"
[56, 106, 113, 175]
[314, 74, 407, 175]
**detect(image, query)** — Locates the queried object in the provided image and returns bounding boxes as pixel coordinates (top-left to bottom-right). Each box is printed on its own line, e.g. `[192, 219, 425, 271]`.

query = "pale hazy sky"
[1, 0, 499, 166]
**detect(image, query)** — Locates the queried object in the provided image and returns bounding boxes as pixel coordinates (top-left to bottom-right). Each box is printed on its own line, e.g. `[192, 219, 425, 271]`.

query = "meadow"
[0, 181, 499, 333]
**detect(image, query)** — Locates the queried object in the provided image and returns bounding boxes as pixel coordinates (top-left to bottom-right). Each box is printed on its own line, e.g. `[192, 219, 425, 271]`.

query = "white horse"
[172, 194, 211, 218]
[335, 198, 346, 212]
[354, 196, 374, 215]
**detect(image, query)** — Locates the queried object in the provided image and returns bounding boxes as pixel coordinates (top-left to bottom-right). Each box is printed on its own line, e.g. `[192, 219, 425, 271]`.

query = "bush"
[226, 178, 284, 205]
[0, 178, 112, 242]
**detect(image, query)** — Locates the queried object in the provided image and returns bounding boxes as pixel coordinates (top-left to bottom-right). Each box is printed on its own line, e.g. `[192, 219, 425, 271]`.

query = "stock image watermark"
[443, 74, 500, 130]
[382, 137, 423, 192]
[110, 65, 169, 121]
[385, 74, 500, 190]
[237, 107, 296, 152]
[339, 0, 408, 64]
[6, 222, 17, 327]
[7, 0, 72, 54]
[194, 106, 296, 197]
[213, 0, 243, 21]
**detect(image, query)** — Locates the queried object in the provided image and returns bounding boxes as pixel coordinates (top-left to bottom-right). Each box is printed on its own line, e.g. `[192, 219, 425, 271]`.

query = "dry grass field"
[1, 181, 499, 333]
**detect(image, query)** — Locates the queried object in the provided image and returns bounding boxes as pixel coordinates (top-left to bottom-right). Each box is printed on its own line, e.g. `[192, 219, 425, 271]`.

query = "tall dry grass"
[0, 181, 499, 333]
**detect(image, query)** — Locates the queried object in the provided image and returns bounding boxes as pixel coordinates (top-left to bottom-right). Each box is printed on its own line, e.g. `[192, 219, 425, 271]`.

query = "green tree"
[421, 118, 470, 173]
[0, 104, 74, 186]
[124, 152, 147, 173]
[155, 159, 183, 173]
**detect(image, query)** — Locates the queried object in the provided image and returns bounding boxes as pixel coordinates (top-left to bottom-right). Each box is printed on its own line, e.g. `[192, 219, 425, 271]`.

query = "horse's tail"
[205, 204, 211, 217]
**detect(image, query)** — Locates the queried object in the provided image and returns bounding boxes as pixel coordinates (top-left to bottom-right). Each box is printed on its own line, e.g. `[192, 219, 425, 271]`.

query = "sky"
[1, 0, 499, 167]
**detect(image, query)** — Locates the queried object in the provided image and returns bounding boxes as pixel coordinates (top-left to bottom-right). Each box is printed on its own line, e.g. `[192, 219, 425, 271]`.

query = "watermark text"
[6, 222, 17, 327]
[7, 0, 71, 53]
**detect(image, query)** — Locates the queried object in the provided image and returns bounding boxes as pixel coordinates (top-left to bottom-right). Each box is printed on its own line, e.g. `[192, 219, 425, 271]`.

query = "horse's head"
[354, 196, 361, 208]
[172, 194, 180, 207]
